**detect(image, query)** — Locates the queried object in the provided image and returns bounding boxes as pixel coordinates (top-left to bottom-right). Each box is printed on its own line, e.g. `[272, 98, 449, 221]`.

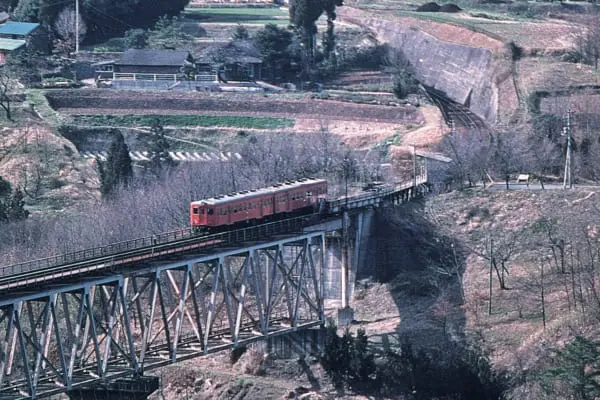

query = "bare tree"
[575, 18, 600, 69]
[54, 7, 87, 54]
[437, 128, 493, 189]
[489, 128, 527, 189]
[0, 67, 13, 120]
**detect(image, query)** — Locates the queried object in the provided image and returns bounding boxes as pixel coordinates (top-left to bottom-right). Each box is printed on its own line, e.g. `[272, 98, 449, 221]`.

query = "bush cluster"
[321, 325, 506, 399]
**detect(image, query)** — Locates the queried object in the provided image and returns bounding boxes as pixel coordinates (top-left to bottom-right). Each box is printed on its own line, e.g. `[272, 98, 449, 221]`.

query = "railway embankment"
[338, 7, 519, 125]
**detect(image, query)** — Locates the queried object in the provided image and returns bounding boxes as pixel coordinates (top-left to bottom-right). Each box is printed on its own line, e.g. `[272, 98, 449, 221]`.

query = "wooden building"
[94, 49, 195, 80]
[0, 21, 39, 65]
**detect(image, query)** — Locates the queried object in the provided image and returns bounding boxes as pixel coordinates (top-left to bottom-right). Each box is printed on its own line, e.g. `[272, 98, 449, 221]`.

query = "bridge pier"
[67, 376, 159, 400]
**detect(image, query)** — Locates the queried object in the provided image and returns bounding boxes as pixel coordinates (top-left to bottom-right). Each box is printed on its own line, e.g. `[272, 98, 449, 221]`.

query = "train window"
[306, 191, 312, 197]
[207, 208, 214, 215]
[192, 207, 199, 214]
[200, 209, 205, 215]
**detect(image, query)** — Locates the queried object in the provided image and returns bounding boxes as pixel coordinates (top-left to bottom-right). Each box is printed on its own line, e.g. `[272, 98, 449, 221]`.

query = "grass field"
[70, 114, 295, 130]
[183, 7, 289, 24]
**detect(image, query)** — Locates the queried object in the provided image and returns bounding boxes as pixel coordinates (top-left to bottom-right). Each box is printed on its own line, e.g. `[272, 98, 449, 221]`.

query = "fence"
[113, 72, 179, 81]
[112, 73, 218, 82]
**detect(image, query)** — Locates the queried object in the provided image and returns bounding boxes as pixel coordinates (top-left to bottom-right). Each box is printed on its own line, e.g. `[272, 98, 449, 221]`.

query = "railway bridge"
[0, 168, 430, 399]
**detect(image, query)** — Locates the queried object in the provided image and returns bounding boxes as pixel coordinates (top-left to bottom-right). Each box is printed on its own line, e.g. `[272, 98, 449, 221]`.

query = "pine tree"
[148, 119, 176, 176]
[349, 328, 374, 384]
[7, 187, 29, 222]
[541, 336, 600, 400]
[99, 129, 133, 197]
[0, 176, 11, 199]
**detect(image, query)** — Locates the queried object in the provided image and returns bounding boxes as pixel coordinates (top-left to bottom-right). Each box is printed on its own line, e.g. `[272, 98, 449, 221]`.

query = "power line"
[85, 3, 136, 30]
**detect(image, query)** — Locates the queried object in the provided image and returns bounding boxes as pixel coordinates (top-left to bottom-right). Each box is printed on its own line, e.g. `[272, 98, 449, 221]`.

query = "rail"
[0, 179, 427, 290]
[328, 174, 427, 211]
[0, 216, 312, 291]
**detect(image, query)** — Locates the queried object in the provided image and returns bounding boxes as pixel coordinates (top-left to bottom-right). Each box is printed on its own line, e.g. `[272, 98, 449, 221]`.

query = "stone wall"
[338, 7, 517, 125]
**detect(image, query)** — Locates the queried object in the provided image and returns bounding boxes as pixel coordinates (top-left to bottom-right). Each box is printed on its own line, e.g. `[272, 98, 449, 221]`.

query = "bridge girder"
[0, 232, 325, 400]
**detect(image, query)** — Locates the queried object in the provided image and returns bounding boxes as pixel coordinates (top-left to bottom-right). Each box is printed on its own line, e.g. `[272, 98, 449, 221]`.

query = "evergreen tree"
[99, 129, 133, 197]
[289, 0, 343, 75]
[253, 24, 295, 81]
[541, 336, 600, 400]
[348, 328, 374, 385]
[0, 176, 11, 199]
[148, 119, 176, 176]
[147, 16, 192, 50]
[232, 24, 250, 41]
[0, 186, 29, 224]
[124, 28, 149, 49]
[6, 187, 29, 222]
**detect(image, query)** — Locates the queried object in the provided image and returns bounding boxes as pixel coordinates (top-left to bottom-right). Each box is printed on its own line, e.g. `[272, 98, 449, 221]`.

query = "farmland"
[183, 6, 290, 25]
[46, 90, 421, 124]
[70, 114, 295, 130]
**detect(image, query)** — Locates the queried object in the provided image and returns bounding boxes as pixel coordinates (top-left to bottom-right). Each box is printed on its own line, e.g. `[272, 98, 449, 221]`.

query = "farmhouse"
[197, 41, 262, 82]
[0, 20, 40, 65]
[111, 48, 195, 78]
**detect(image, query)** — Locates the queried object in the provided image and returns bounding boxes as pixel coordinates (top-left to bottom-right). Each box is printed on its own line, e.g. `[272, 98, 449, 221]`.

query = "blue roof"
[0, 21, 39, 36]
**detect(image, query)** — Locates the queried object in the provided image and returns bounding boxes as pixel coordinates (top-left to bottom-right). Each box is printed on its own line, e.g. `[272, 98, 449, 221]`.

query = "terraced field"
[47, 90, 421, 124]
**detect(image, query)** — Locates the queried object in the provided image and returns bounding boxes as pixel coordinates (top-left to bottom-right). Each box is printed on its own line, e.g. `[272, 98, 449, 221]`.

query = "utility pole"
[562, 109, 573, 189]
[75, 0, 80, 54]
[412, 145, 417, 189]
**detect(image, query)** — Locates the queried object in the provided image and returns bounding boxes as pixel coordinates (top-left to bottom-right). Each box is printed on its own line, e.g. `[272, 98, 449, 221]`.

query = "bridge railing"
[328, 174, 427, 211]
[0, 227, 195, 279]
[0, 216, 313, 286]
[0, 177, 427, 284]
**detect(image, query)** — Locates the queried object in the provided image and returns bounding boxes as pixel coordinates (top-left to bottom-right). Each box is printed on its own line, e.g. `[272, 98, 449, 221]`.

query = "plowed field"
[46, 90, 421, 124]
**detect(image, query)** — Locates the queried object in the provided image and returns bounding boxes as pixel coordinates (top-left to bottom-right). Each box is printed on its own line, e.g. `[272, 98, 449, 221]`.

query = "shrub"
[507, 41, 524, 61]
[392, 69, 420, 99]
[416, 2, 440, 12]
[124, 29, 148, 49]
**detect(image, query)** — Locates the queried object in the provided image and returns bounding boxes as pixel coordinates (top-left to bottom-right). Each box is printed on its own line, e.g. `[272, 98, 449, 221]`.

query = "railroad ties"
[80, 151, 243, 162]
[422, 85, 487, 131]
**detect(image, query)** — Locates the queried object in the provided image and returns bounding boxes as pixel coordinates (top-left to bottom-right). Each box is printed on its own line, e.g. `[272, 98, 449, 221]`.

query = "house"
[0, 20, 40, 65]
[0, 38, 24, 64]
[196, 41, 262, 82]
[0, 21, 39, 40]
[101, 49, 195, 80]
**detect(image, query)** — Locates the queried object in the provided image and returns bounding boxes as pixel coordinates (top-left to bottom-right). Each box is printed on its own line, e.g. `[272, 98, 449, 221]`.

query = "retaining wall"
[338, 7, 517, 124]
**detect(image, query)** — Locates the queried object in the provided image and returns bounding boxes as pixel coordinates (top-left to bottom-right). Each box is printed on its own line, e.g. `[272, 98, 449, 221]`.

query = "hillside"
[431, 187, 600, 398]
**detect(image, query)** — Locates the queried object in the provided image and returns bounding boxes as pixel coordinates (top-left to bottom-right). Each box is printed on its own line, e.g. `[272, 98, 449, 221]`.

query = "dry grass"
[0, 125, 99, 212]
[431, 187, 600, 380]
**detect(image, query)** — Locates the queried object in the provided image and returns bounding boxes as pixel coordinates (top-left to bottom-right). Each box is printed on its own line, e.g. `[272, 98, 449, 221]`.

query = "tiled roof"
[0, 38, 25, 51]
[116, 49, 192, 66]
[0, 21, 39, 36]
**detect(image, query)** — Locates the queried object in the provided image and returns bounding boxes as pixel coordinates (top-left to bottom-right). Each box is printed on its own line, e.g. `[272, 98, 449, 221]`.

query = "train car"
[190, 178, 327, 232]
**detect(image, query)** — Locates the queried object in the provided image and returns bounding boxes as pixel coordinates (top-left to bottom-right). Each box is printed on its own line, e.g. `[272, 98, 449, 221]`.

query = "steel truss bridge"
[0, 172, 428, 399]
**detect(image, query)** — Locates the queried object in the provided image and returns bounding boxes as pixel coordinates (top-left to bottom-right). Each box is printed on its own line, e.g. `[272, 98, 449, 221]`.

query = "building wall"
[115, 65, 181, 75]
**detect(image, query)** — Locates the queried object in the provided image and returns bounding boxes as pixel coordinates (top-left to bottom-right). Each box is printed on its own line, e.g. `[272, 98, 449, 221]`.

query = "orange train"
[190, 178, 328, 232]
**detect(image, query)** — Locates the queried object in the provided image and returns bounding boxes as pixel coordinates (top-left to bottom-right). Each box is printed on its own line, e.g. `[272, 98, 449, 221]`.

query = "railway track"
[423, 85, 487, 130]
[0, 181, 423, 294]
[0, 216, 316, 294]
